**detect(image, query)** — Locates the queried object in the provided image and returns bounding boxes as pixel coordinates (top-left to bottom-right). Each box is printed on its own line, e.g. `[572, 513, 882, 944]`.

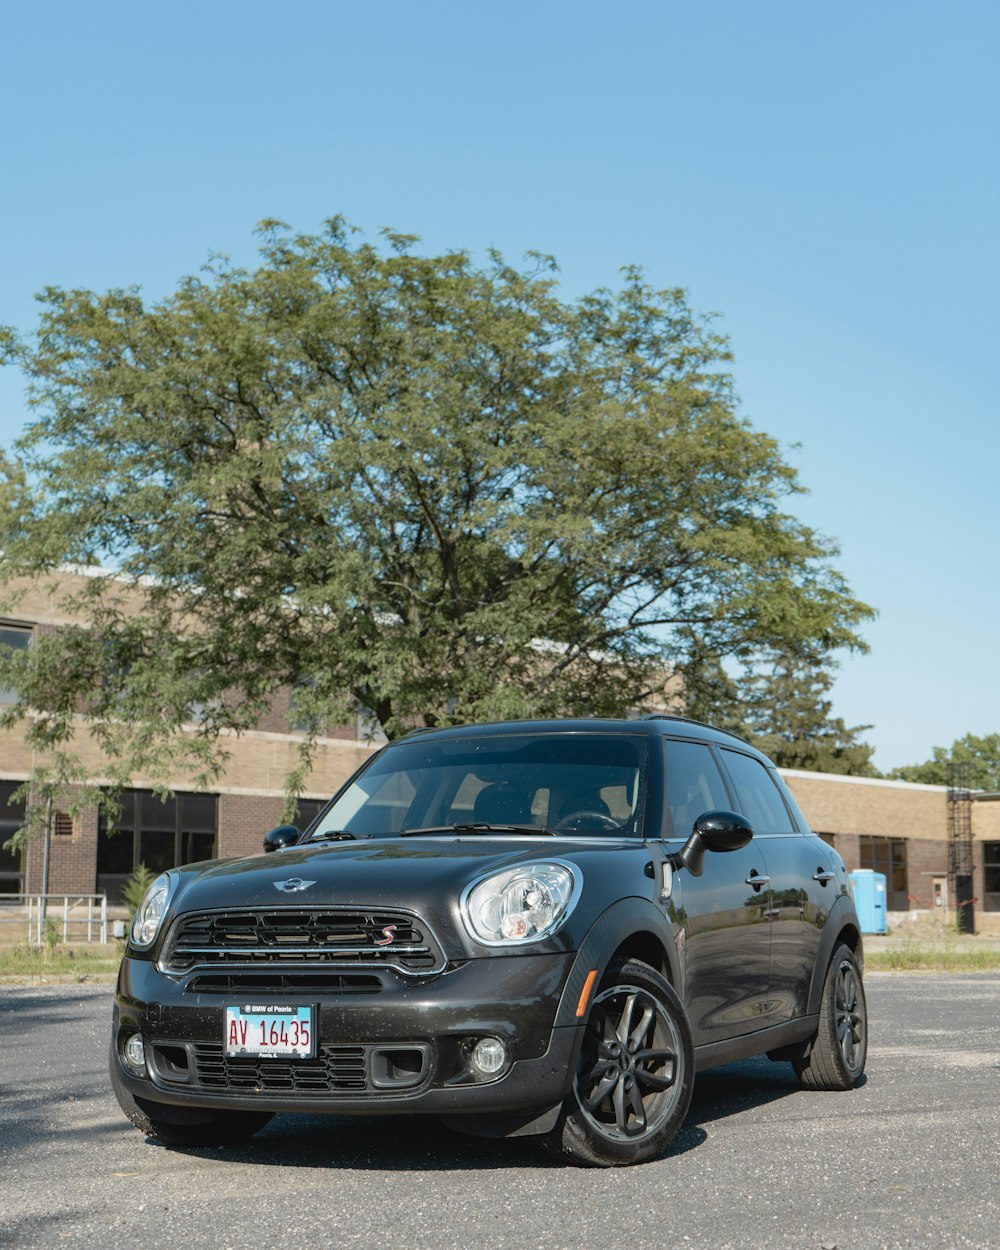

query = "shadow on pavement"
[137, 1061, 804, 1173]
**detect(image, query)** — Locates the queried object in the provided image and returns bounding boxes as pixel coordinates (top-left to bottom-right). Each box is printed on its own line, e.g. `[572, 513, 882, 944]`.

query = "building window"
[294, 798, 326, 832]
[817, 831, 837, 848]
[0, 624, 32, 704]
[96, 790, 217, 905]
[984, 843, 1000, 913]
[0, 782, 26, 895]
[859, 835, 908, 910]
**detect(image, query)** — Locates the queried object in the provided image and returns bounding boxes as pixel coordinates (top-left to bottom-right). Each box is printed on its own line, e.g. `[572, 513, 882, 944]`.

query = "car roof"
[396, 715, 770, 760]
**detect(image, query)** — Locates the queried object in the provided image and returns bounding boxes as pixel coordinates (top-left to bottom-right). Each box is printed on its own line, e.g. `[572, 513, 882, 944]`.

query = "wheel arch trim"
[554, 899, 681, 1029]
[808, 894, 864, 1016]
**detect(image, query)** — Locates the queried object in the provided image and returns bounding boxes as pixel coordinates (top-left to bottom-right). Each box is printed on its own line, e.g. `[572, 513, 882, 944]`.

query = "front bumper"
[112, 951, 582, 1119]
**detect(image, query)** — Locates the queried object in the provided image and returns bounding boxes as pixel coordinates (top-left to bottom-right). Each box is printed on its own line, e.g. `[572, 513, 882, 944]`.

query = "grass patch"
[867, 939, 1000, 972]
[0, 944, 121, 978]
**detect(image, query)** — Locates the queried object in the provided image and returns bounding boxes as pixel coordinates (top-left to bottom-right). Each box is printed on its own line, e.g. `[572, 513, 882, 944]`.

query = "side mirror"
[671, 810, 753, 877]
[263, 824, 301, 853]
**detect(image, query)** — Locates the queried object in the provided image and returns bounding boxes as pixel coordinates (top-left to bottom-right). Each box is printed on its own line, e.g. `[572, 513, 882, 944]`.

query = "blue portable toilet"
[849, 869, 887, 934]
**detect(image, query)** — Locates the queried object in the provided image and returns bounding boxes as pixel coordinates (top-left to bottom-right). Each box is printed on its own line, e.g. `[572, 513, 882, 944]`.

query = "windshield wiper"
[310, 830, 371, 841]
[400, 822, 559, 838]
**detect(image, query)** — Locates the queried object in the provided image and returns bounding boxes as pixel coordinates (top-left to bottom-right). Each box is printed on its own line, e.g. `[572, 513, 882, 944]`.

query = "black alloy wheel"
[794, 943, 868, 1090]
[542, 958, 694, 1167]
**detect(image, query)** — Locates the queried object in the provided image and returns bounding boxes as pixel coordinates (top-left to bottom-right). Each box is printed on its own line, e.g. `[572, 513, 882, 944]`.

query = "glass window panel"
[0, 626, 30, 703]
[99, 794, 136, 838]
[97, 828, 134, 875]
[181, 830, 216, 865]
[294, 798, 325, 832]
[665, 741, 731, 838]
[0, 784, 27, 892]
[985, 845, 1000, 912]
[447, 774, 489, 821]
[859, 835, 908, 909]
[139, 791, 177, 831]
[0, 781, 26, 823]
[97, 788, 217, 895]
[0, 821, 24, 890]
[312, 733, 647, 839]
[179, 793, 216, 832]
[138, 828, 175, 876]
[721, 750, 795, 834]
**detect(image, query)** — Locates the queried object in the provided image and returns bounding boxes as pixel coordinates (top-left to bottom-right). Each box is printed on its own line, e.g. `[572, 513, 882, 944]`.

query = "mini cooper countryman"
[110, 717, 868, 1167]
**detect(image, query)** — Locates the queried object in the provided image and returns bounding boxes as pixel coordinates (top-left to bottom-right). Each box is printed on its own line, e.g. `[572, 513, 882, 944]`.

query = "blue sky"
[1, 0, 996, 770]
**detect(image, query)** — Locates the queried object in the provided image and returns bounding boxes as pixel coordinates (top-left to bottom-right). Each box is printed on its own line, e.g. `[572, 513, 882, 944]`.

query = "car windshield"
[309, 732, 648, 840]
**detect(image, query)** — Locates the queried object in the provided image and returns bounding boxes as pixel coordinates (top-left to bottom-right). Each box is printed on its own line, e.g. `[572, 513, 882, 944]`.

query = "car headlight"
[129, 872, 177, 949]
[462, 862, 580, 946]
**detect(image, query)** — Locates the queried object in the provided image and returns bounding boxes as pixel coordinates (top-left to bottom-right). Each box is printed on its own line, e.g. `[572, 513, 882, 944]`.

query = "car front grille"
[192, 1042, 368, 1093]
[159, 908, 445, 976]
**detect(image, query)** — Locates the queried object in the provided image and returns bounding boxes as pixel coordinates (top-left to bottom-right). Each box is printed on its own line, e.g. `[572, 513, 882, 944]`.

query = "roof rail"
[641, 713, 753, 747]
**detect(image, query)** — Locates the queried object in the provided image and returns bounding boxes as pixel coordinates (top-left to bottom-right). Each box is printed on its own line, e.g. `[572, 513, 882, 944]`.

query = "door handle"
[812, 870, 835, 884]
[745, 873, 770, 890]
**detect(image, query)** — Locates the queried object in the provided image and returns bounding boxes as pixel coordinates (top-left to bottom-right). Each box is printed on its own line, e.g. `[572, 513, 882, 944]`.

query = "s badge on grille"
[273, 878, 316, 893]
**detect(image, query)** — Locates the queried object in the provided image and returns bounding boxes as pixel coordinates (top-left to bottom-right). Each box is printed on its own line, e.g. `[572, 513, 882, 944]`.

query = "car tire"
[541, 958, 694, 1167]
[793, 943, 868, 1091]
[109, 1043, 273, 1147]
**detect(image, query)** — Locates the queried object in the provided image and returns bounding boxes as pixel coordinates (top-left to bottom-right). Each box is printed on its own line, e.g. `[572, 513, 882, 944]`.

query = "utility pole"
[39, 795, 53, 928]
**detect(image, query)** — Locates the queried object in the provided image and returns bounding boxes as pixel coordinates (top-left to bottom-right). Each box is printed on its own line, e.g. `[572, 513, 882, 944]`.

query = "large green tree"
[741, 654, 878, 775]
[0, 218, 874, 806]
[890, 733, 1000, 791]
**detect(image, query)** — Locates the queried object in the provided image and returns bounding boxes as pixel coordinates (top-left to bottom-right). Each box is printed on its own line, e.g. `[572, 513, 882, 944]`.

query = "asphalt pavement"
[2, 973, 998, 1250]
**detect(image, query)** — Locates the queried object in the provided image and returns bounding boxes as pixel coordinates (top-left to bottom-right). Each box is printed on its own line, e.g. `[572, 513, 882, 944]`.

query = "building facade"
[2, 571, 998, 925]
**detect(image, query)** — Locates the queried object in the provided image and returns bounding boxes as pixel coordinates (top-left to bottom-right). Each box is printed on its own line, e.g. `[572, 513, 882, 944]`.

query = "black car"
[110, 716, 868, 1167]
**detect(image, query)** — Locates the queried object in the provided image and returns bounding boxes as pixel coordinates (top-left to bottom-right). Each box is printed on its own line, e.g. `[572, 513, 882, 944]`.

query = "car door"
[663, 738, 772, 1047]
[718, 749, 831, 1024]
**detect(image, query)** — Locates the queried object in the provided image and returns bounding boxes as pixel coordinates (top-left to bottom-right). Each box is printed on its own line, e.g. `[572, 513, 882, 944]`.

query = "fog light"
[124, 1033, 146, 1073]
[470, 1036, 507, 1077]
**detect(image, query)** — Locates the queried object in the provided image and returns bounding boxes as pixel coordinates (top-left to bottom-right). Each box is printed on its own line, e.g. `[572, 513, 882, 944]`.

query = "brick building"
[2, 570, 998, 924]
[0, 570, 382, 903]
[781, 768, 999, 922]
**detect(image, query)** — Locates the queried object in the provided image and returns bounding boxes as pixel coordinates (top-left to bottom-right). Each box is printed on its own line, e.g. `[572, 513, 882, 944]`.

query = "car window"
[665, 740, 731, 838]
[720, 749, 795, 834]
[316, 770, 420, 837]
[311, 733, 648, 838]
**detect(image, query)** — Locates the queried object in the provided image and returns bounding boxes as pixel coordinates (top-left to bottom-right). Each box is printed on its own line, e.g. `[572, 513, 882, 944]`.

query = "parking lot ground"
[2, 972, 998, 1250]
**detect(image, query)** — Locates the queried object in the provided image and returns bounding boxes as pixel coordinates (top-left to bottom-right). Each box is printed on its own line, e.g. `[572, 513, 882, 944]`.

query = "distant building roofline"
[777, 767, 948, 794]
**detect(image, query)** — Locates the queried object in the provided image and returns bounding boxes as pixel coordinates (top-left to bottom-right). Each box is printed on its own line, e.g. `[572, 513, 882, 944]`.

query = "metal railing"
[0, 894, 109, 945]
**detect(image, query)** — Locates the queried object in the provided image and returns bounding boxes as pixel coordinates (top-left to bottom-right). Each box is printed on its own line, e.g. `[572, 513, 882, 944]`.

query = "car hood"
[172, 836, 587, 906]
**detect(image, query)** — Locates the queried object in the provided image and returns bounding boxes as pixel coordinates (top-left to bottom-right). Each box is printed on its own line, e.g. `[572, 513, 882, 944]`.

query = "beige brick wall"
[781, 769, 947, 841]
[218, 792, 297, 860]
[22, 791, 100, 896]
[829, 832, 861, 872]
[973, 801, 1000, 839]
[906, 838, 949, 909]
[0, 722, 372, 812]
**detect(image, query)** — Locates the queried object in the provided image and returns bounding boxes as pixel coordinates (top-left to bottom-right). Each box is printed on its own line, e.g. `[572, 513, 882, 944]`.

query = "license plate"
[224, 1003, 315, 1058]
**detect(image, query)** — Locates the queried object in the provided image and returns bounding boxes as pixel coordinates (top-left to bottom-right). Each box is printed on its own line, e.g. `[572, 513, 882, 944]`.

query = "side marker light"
[575, 968, 599, 1018]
